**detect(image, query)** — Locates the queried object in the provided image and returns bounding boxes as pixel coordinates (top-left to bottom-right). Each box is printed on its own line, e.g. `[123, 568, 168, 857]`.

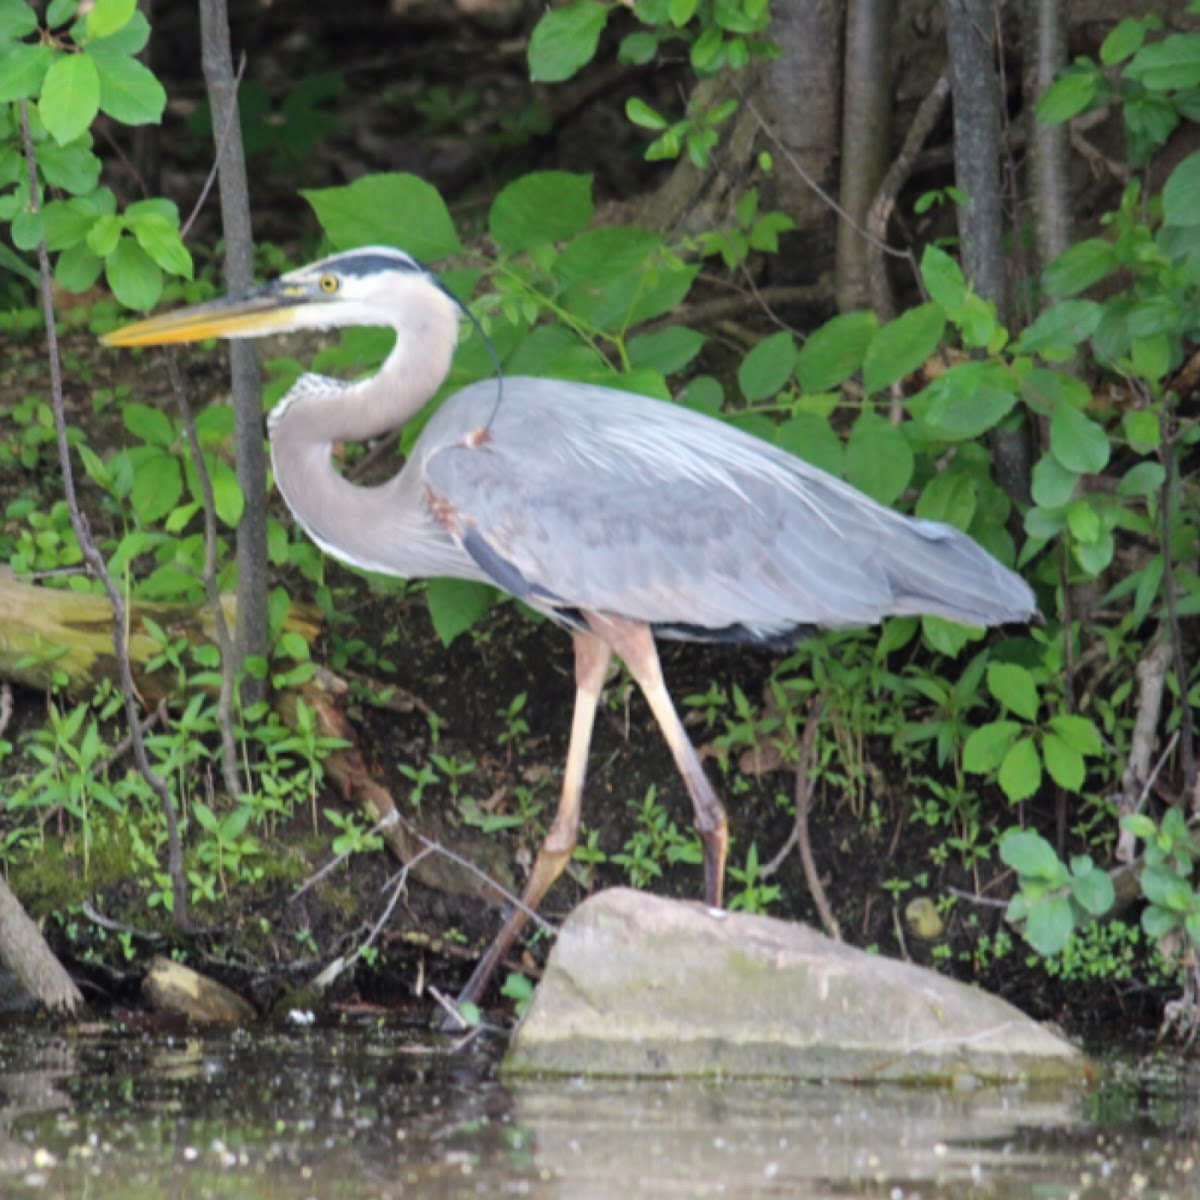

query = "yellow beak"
[100, 287, 301, 347]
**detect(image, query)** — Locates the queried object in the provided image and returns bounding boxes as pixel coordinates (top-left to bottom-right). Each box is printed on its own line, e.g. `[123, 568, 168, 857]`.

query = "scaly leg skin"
[585, 613, 730, 907]
[444, 629, 611, 1027]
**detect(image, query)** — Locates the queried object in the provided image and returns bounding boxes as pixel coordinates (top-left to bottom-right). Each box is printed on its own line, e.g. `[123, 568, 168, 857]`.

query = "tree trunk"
[944, 0, 1032, 502]
[836, 0, 896, 311]
[1022, 0, 1072, 275]
[761, 0, 846, 283]
[197, 0, 270, 698]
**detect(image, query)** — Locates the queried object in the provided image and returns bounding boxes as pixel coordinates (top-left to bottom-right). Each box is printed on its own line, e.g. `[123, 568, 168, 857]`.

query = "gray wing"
[419, 378, 1035, 640]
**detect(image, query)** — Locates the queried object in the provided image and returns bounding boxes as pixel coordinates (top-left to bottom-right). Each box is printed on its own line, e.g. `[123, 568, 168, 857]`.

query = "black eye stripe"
[317, 251, 425, 278]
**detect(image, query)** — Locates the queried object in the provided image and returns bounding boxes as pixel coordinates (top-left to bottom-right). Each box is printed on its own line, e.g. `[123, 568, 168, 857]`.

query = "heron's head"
[101, 246, 459, 347]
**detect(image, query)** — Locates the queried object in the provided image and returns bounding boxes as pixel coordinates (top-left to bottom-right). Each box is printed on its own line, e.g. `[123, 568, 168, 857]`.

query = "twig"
[20, 101, 193, 935]
[0, 682, 11, 739]
[763, 698, 840, 940]
[98, 697, 169, 773]
[180, 51, 248, 240]
[761, 695, 823, 877]
[81, 900, 166, 944]
[164, 355, 243, 803]
[291, 811, 401, 900]
[741, 93, 911, 263]
[866, 73, 950, 322]
[945, 885, 1009, 909]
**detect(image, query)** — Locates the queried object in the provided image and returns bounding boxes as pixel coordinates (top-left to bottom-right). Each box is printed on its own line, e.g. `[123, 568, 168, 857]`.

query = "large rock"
[504, 889, 1088, 1082]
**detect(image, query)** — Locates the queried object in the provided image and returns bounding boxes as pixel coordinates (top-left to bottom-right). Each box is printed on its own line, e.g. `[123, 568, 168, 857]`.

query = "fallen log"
[0, 574, 496, 901]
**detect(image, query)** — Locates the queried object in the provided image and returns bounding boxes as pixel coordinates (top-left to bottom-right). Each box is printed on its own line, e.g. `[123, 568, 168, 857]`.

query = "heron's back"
[417, 378, 1036, 641]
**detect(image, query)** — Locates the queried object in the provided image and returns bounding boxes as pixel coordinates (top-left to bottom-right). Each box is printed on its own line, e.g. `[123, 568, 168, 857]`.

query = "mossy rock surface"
[504, 889, 1090, 1083]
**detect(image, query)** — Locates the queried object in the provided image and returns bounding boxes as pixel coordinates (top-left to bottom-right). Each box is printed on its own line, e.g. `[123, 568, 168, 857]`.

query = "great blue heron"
[103, 245, 1036, 1012]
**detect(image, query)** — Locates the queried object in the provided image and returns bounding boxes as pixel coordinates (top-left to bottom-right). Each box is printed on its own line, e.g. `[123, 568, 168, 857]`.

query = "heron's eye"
[318, 274, 339, 294]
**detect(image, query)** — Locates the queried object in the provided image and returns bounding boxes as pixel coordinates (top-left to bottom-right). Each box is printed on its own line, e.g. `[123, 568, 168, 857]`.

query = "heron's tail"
[879, 516, 1037, 627]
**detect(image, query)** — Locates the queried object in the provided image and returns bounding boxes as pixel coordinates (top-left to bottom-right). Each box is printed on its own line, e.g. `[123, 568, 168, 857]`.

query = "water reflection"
[0, 1026, 1194, 1198]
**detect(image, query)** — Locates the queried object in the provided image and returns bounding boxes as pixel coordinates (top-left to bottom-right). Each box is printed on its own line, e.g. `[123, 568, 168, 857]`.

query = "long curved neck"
[266, 285, 469, 578]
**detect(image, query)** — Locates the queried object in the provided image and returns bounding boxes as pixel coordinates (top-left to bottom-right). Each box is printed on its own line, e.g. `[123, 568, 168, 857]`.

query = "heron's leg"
[586, 613, 729, 908]
[450, 628, 612, 1017]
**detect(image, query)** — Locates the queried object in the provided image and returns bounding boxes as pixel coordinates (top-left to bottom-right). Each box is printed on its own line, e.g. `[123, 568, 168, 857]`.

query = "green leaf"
[129, 449, 182, 524]
[1035, 67, 1098, 125]
[625, 97, 667, 129]
[426, 578, 496, 645]
[0, 43, 52, 102]
[37, 139, 102, 192]
[1050, 400, 1110, 474]
[861, 303, 944, 396]
[0, 0, 39, 39]
[627, 326, 705, 374]
[1071, 864, 1115, 916]
[1013, 300, 1102, 360]
[105, 234, 162, 310]
[1000, 830, 1064, 882]
[618, 32, 660, 66]
[1046, 715, 1103, 757]
[1100, 18, 1148, 66]
[39, 53, 101, 145]
[1123, 409, 1160, 452]
[489, 171, 594, 254]
[844, 410, 912, 506]
[794, 310, 877, 392]
[1023, 897, 1075, 956]
[738, 330, 796, 402]
[93, 50, 165, 125]
[1163, 151, 1200, 228]
[86, 0, 136, 39]
[84, 10, 150, 55]
[999, 735, 1042, 802]
[1116, 460, 1165, 497]
[987, 662, 1039, 722]
[963, 721, 1021, 775]
[1066, 498, 1100, 543]
[1042, 238, 1117, 298]
[1126, 33, 1200, 91]
[46, 0, 77, 27]
[302, 173, 462, 260]
[773, 413, 843, 478]
[55, 242, 103, 291]
[209, 461, 244, 528]
[923, 380, 1016, 440]
[1130, 333, 1170, 382]
[915, 470, 976, 530]
[129, 211, 192, 278]
[123, 402, 174, 448]
[528, 0, 608, 83]
[1031, 454, 1078, 509]
[1141, 864, 1193, 912]
[919, 244, 966, 312]
[1042, 732, 1085, 791]
[1142, 905, 1179, 940]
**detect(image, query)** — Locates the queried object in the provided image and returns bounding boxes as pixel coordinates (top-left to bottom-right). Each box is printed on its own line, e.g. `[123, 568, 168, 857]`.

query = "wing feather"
[419, 378, 1035, 638]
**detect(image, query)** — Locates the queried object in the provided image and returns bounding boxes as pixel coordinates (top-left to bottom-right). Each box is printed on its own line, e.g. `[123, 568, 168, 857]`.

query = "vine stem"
[19, 100, 193, 934]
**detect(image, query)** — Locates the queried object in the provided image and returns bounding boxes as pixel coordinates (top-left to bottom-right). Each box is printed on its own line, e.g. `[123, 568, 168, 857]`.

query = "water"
[0, 1025, 1195, 1198]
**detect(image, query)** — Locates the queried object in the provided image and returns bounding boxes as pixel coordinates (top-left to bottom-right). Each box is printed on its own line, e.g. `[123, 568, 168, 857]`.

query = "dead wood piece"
[0, 874, 84, 1017]
[0, 575, 319, 704]
[1115, 630, 1174, 863]
[142, 956, 256, 1025]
